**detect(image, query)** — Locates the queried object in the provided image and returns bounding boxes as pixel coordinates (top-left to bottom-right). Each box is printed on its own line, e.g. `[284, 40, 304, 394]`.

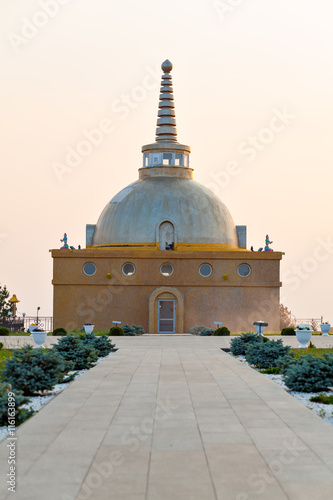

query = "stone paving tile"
[1, 337, 333, 500]
[282, 481, 333, 499]
[147, 450, 216, 500]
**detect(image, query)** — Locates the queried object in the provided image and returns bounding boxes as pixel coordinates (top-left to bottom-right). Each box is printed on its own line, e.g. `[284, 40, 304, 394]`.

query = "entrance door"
[157, 299, 176, 333]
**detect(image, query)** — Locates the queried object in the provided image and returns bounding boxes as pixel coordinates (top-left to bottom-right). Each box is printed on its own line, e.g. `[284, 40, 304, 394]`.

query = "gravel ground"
[236, 355, 333, 425]
[0, 352, 114, 443]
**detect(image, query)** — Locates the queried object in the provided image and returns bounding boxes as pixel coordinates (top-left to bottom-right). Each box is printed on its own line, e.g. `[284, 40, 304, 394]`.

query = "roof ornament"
[155, 59, 178, 143]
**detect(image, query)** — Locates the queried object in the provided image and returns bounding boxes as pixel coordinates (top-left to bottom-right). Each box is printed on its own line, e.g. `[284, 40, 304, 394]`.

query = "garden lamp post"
[9, 294, 20, 317]
[37, 306, 40, 326]
[253, 321, 268, 336]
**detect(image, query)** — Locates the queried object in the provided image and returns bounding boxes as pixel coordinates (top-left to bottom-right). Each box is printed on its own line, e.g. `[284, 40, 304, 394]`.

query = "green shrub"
[0, 342, 3, 351]
[0, 326, 10, 336]
[310, 394, 333, 404]
[230, 332, 262, 356]
[214, 326, 230, 336]
[53, 335, 98, 370]
[0, 383, 34, 426]
[109, 326, 124, 336]
[2, 346, 74, 396]
[52, 327, 67, 336]
[80, 333, 115, 357]
[189, 325, 206, 335]
[199, 328, 214, 336]
[260, 366, 281, 374]
[281, 327, 296, 336]
[245, 339, 290, 369]
[283, 354, 333, 392]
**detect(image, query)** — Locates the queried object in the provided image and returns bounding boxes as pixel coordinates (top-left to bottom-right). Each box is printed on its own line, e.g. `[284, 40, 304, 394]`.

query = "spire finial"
[155, 59, 177, 142]
[161, 59, 173, 73]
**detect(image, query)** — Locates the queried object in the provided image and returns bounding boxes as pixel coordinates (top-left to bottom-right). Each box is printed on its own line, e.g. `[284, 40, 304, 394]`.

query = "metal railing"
[0, 316, 53, 333]
[295, 317, 323, 331]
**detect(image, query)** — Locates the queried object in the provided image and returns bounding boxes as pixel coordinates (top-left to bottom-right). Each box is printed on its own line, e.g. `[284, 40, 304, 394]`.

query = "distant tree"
[280, 304, 295, 330]
[0, 284, 12, 320]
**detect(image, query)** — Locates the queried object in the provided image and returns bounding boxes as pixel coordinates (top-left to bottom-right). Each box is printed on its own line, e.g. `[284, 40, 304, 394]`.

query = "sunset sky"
[1, 0, 332, 325]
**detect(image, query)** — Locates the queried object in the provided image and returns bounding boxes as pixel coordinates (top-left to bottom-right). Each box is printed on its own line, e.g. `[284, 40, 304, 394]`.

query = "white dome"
[92, 176, 237, 246]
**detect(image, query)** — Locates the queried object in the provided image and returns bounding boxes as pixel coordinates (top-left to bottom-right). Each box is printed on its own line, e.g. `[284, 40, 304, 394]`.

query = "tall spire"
[155, 59, 177, 142]
[141, 59, 191, 179]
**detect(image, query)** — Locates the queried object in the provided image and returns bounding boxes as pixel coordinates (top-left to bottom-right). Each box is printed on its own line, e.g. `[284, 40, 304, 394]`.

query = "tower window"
[83, 262, 97, 276]
[160, 263, 174, 276]
[122, 262, 136, 276]
[175, 153, 183, 166]
[163, 153, 173, 165]
[199, 263, 212, 277]
[237, 263, 251, 277]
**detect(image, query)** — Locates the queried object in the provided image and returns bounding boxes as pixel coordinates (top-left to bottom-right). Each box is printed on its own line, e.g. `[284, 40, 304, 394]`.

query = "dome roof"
[89, 60, 239, 249]
[92, 176, 237, 246]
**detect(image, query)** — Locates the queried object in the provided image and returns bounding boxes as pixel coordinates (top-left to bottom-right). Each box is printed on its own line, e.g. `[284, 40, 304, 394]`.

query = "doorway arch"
[149, 287, 184, 333]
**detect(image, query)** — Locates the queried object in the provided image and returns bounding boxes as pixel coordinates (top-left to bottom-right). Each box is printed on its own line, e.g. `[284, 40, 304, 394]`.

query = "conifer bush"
[230, 332, 263, 356]
[133, 324, 144, 335]
[0, 383, 34, 426]
[245, 339, 290, 369]
[122, 325, 136, 336]
[199, 328, 214, 336]
[53, 335, 98, 370]
[121, 324, 145, 335]
[283, 354, 333, 392]
[0, 327, 10, 336]
[80, 333, 115, 357]
[188, 325, 206, 335]
[214, 326, 230, 336]
[109, 326, 124, 336]
[2, 346, 74, 395]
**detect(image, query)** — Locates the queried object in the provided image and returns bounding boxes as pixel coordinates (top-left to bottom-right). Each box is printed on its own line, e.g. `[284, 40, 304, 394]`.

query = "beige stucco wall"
[52, 248, 282, 332]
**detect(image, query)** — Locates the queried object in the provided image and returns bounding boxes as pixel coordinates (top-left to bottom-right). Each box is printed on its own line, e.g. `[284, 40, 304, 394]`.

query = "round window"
[122, 263, 136, 276]
[160, 263, 174, 276]
[83, 262, 97, 276]
[237, 263, 251, 277]
[199, 263, 212, 277]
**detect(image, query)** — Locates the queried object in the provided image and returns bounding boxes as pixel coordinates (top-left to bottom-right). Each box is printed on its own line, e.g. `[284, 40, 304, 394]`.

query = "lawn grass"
[0, 349, 13, 370]
[290, 347, 333, 359]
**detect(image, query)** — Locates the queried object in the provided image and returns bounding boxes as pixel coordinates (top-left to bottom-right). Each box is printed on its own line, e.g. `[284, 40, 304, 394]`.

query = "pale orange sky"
[0, 0, 332, 324]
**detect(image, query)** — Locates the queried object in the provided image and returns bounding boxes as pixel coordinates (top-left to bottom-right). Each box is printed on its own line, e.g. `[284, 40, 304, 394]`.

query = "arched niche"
[157, 220, 176, 251]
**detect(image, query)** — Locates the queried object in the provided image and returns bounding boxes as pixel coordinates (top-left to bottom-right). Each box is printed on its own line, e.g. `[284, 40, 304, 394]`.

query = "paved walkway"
[1, 337, 333, 500]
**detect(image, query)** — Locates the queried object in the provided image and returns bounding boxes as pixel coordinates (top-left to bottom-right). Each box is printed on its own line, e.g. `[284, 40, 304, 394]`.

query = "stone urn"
[320, 324, 331, 337]
[31, 331, 47, 348]
[83, 324, 94, 334]
[295, 328, 313, 348]
[28, 325, 38, 333]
